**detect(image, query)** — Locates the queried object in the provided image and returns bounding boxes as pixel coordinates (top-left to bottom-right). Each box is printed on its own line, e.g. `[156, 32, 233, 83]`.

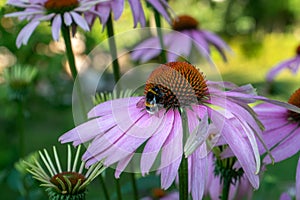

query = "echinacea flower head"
[5, 0, 105, 47]
[84, 0, 171, 29]
[131, 15, 231, 63]
[2, 64, 37, 101]
[59, 61, 297, 199]
[253, 88, 300, 164]
[141, 189, 179, 200]
[266, 44, 300, 82]
[24, 145, 105, 200]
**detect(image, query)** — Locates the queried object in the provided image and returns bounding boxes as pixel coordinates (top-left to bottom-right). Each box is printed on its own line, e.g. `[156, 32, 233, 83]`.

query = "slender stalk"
[106, 13, 121, 83]
[61, 22, 87, 118]
[153, 9, 167, 63]
[130, 173, 138, 200]
[99, 175, 110, 200]
[17, 101, 25, 158]
[115, 178, 122, 200]
[179, 109, 189, 200]
[221, 179, 230, 200]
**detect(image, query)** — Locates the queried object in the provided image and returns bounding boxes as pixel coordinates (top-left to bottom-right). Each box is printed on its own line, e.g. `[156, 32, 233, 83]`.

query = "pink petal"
[51, 14, 62, 41]
[266, 58, 296, 82]
[16, 20, 40, 47]
[70, 12, 90, 31]
[166, 32, 192, 61]
[209, 108, 259, 189]
[190, 144, 207, 200]
[280, 193, 292, 200]
[128, 0, 145, 27]
[111, 0, 124, 20]
[141, 110, 174, 175]
[115, 154, 134, 178]
[160, 110, 183, 189]
[190, 30, 212, 62]
[88, 97, 141, 118]
[63, 12, 72, 26]
[147, 0, 171, 23]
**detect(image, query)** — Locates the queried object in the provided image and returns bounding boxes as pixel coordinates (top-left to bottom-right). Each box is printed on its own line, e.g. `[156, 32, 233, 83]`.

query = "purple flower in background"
[266, 45, 300, 82]
[131, 15, 231, 62]
[140, 189, 178, 200]
[5, 0, 104, 47]
[84, 0, 171, 28]
[59, 62, 298, 199]
[253, 88, 300, 164]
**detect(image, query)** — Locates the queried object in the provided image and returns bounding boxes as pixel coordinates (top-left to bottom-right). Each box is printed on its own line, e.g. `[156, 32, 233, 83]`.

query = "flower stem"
[106, 13, 121, 83]
[179, 109, 189, 200]
[153, 9, 167, 63]
[130, 173, 139, 200]
[17, 101, 25, 158]
[61, 22, 87, 118]
[115, 178, 122, 200]
[221, 179, 231, 200]
[99, 175, 110, 200]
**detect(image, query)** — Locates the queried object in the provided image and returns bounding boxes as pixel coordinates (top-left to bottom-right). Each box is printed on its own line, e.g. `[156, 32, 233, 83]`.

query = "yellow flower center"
[172, 15, 199, 31]
[50, 171, 86, 194]
[288, 88, 300, 122]
[144, 62, 208, 113]
[44, 0, 79, 13]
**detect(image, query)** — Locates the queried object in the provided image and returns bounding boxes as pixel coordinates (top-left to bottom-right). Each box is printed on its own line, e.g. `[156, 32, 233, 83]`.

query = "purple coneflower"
[59, 61, 297, 199]
[131, 15, 231, 62]
[84, 0, 171, 28]
[253, 88, 300, 164]
[140, 189, 178, 200]
[5, 0, 104, 47]
[266, 44, 300, 82]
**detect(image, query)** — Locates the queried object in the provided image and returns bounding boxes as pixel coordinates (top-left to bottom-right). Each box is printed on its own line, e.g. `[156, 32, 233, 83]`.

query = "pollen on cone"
[288, 88, 300, 122]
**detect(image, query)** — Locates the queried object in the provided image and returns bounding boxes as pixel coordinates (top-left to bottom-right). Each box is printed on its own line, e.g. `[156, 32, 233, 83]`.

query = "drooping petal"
[167, 32, 192, 61]
[263, 126, 300, 163]
[190, 144, 207, 200]
[190, 30, 212, 62]
[115, 154, 134, 178]
[141, 110, 174, 175]
[51, 14, 62, 41]
[111, 0, 124, 20]
[63, 12, 72, 26]
[88, 97, 141, 118]
[128, 0, 146, 27]
[209, 108, 259, 189]
[70, 12, 90, 31]
[280, 193, 292, 200]
[160, 110, 183, 189]
[146, 0, 171, 23]
[131, 37, 161, 62]
[266, 58, 297, 82]
[16, 20, 40, 47]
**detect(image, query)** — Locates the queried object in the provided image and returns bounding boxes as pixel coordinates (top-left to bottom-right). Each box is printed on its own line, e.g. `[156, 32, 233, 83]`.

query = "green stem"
[179, 109, 189, 200]
[130, 173, 139, 200]
[106, 13, 121, 83]
[61, 22, 87, 118]
[115, 178, 122, 200]
[99, 175, 110, 200]
[17, 101, 25, 158]
[179, 157, 188, 200]
[61, 24, 77, 80]
[153, 9, 167, 63]
[221, 179, 231, 200]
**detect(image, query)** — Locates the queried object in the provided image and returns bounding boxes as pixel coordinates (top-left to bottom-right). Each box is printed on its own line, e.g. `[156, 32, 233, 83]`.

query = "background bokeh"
[1, 0, 300, 199]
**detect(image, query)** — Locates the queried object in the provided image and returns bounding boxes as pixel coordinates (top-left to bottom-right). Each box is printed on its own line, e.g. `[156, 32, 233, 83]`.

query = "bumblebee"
[145, 86, 164, 114]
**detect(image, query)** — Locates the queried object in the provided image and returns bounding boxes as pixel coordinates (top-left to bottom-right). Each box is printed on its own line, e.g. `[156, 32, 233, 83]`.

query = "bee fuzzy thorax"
[144, 62, 208, 114]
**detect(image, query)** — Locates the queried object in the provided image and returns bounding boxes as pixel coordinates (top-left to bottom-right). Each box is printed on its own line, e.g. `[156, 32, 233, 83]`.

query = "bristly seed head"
[288, 88, 300, 123]
[50, 171, 86, 194]
[144, 62, 208, 113]
[172, 15, 199, 31]
[44, 0, 79, 13]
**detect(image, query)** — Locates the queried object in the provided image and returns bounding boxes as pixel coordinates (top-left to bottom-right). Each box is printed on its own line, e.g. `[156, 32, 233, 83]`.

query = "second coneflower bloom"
[131, 15, 231, 62]
[5, 0, 104, 47]
[60, 61, 298, 199]
[266, 44, 300, 82]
